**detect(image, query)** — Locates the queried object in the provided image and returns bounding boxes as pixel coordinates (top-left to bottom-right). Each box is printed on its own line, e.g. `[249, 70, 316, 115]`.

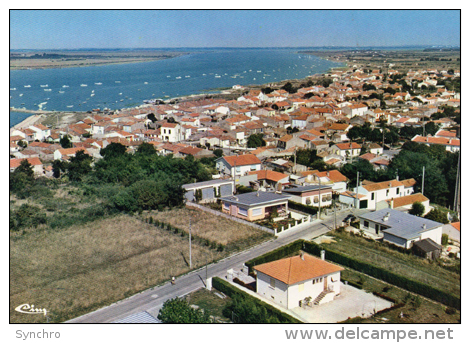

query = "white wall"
[420, 226, 442, 245]
[256, 271, 288, 308]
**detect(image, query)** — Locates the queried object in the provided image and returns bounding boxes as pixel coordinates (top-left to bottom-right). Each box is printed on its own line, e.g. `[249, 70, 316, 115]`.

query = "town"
[10, 50, 460, 324]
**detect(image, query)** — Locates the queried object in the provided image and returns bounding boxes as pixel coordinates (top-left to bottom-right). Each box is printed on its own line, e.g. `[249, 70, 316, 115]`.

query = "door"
[323, 276, 328, 291]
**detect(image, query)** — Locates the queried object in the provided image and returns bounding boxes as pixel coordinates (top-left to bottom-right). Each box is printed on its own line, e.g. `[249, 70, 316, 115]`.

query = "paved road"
[66, 214, 345, 323]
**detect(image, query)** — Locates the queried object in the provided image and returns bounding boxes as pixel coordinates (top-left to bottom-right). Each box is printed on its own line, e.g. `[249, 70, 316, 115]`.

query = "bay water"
[9, 48, 343, 127]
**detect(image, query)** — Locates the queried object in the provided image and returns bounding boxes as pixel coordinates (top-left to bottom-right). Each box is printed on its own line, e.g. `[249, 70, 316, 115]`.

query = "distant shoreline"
[9, 51, 188, 70]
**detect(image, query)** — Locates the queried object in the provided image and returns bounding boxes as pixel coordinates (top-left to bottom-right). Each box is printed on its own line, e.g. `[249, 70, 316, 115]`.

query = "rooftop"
[254, 253, 344, 285]
[358, 208, 442, 240]
[220, 191, 291, 207]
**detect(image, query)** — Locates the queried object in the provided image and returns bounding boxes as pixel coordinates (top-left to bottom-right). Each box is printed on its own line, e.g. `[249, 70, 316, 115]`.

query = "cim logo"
[15, 304, 48, 316]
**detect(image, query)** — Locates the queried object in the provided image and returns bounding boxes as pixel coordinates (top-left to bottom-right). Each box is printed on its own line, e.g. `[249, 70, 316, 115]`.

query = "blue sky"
[10, 10, 460, 49]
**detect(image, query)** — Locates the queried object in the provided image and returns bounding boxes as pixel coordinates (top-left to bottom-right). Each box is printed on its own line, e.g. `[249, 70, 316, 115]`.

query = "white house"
[158, 122, 184, 142]
[330, 142, 362, 159]
[215, 154, 262, 178]
[29, 124, 51, 141]
[358, 208, 443, 249]
[339, 178, 415, 210]
[254, 252, 343, 309]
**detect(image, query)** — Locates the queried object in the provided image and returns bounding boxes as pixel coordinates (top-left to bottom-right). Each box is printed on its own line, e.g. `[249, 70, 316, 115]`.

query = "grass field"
[326, 231, 460, 298]
[10, 207, 270, 323]
[148, 206, 272, 251]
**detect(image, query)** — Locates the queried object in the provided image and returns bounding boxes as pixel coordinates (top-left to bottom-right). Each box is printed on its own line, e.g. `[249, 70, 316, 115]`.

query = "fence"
[186, 202, 275, 235]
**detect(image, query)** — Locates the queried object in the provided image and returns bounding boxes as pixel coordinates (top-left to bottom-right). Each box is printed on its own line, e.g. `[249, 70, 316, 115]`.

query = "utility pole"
[355, 171, 360, 209]
[333, 196, 337, 230]
[317, 177, 322, 220]
[421, 166, 425, 196]
[453, 151, 461, 216]
[189, 218, 192, 269]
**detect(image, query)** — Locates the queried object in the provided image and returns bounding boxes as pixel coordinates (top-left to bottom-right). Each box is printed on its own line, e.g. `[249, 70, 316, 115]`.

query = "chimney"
[256, 191, 260, 197]
[390, 198, 394, 209]
[300, 252, 305, 260]
[320, 250, 325, 261]
[422, 224, 426, 230]
[327, 171, 330, 177]
[383, 212, 390, 221]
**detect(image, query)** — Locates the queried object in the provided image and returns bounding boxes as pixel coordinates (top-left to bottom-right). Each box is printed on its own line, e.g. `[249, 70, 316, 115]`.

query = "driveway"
[291, 283, 393, 323]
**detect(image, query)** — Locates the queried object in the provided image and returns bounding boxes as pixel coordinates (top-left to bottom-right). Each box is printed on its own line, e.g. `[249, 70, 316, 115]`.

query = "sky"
[10, 10, 460, 49]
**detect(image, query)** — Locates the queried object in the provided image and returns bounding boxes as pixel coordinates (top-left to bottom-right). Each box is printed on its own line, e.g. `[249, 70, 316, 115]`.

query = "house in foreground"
[358, 208, 443, 249]
[220, 191, 291, 222]
[254, 252, 343, 309]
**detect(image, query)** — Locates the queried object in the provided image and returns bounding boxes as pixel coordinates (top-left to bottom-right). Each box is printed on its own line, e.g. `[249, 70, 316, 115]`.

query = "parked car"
[342, 214, 357, 223]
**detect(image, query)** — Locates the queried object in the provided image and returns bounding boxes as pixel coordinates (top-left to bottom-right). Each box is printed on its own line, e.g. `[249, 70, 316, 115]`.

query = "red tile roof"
[248, 169, 289, 183]
[254, 253, 343, 285]
[223, 154, 261, 167]
[335, 142, 362, 150]
[10, 157, 42, 169]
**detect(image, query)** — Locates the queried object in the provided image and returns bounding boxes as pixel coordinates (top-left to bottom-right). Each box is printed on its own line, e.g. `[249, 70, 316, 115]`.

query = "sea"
[9, 48, 344, 127]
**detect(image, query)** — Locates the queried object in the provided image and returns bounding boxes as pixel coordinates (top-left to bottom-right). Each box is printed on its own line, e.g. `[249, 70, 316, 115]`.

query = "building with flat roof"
[358, 208, 442, 249]
[220, 191, 291, 222]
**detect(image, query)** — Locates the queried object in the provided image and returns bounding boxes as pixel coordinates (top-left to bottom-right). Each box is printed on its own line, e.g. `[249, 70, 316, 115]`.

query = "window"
[252, 208, 263, 217]
[386, 189, 389, 196]
[371, 192, 375, 200]
[236, 166, 241, 173]
[364, 220, 369, 228]
[223, 202, 230, 210]
[270, 278, 276, 288]
[397, 188, 400, 195]
[238, 207, 248, 216]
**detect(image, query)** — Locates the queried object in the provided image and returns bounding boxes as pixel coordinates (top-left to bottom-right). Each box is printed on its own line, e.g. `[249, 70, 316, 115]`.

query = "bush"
[245, 240, 303, 273]
[441, 233, 449, 246]
[212, 277, 301, 323]
[288, 201, 317, 215]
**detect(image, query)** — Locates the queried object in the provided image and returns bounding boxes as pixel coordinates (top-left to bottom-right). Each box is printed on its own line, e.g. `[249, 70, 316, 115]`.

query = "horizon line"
[10, 45, 461, 51]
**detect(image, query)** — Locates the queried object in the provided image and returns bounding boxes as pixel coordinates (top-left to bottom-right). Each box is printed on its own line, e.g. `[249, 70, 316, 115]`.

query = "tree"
[136, 142, 156, 156]
[59, 135, 72, 149]
[213, 149, 223, 158]
[100, 142, 127, 159]
[67, 150, 92, 181]
[10, 159, 35, 194]
[157, 298, 212, 323]
[424, 208, 449, 224]
[52, 159, 65, 178]
[408, 202, 425, 217]
[247, 133, 266, 148]
[147, 113, 157, 123]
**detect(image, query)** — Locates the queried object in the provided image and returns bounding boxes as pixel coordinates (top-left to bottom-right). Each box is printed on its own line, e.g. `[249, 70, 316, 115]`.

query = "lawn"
[325, 231, 460, 298]
[340, 269, 460, 324]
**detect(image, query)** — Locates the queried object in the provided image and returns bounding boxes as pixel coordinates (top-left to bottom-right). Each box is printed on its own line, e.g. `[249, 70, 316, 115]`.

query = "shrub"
[212, 277, 301, 323]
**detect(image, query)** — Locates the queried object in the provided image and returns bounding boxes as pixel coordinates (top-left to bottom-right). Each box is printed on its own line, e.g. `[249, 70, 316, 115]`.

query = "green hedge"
[302, 241, 460, 310]
[212, 277, 301, 323]
[288, 201, 317, 215]
[245, 239, 304, 273]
